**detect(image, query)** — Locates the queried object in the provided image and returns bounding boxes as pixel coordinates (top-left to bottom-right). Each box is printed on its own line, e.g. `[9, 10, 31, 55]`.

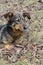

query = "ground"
[0, 0, 43, 65]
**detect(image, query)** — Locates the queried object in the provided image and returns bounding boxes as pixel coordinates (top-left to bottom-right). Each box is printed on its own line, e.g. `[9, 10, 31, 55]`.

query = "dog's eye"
[12, 22, 15, 26]
[16, 18, 20, 22]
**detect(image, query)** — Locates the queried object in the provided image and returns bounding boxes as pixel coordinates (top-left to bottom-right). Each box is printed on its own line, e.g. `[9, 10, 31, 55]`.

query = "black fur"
[0, 13, 27, 44]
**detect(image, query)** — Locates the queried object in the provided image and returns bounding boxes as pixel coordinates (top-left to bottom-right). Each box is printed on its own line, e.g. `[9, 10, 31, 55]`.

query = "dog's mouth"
[15, 24, 24, 31]
[11, 22, 28, 36]
[11, 24, 23, 36]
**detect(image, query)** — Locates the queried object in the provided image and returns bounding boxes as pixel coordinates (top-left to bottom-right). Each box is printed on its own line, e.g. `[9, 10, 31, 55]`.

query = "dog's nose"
[24, 25, 28, 30]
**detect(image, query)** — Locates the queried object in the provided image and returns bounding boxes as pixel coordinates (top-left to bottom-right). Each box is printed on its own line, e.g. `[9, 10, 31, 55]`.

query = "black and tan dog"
[0, 12, 27, 46]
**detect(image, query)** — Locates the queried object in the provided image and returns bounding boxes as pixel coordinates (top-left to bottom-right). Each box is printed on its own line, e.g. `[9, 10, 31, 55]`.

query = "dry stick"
[19, 32, 29, 56]
[12, 33, 29, 63]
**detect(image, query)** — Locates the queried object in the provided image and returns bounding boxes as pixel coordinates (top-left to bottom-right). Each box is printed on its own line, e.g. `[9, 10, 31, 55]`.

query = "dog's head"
[4, 12, 28, 36]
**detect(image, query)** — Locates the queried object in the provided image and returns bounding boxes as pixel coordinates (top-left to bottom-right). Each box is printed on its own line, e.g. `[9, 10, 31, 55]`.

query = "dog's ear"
[3, 12, 13, 21]
[23, 12, 31, 19]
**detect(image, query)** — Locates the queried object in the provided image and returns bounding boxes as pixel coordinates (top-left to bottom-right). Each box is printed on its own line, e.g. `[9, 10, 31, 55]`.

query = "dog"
[0, 12, 27, 46]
